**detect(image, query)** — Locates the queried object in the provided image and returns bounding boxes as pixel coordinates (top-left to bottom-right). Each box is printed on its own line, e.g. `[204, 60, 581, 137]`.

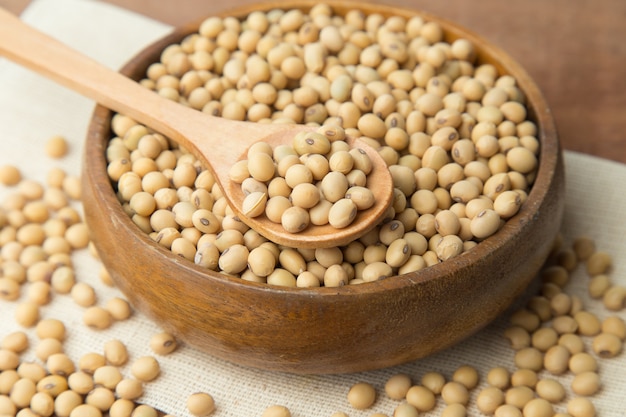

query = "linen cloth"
[0, 0, 624, 416]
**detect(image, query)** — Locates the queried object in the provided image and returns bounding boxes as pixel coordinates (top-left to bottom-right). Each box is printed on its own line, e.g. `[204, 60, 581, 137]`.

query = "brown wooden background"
[3, 0, 625, 163]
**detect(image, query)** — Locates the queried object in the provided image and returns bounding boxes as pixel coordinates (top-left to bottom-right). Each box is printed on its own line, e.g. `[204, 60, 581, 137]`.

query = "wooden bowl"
[82, 1, 565, 374]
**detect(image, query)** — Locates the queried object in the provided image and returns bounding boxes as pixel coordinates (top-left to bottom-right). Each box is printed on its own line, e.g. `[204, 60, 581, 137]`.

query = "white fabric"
[0, 1, 624, 416]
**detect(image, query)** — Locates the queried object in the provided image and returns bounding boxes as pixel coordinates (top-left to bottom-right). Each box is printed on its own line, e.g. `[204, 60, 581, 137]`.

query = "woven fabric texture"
[0, 1, 624, 416]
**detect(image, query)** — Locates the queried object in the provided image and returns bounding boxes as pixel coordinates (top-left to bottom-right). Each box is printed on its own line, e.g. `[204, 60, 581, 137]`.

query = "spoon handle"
[0, 8, 280, 182]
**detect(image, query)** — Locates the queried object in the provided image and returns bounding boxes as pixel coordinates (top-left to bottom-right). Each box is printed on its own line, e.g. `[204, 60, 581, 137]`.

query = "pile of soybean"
[338, 236, 626, 417]
[106, 4, 539, 286]
[233, 127, 378, 233]
[1, 160, 625, 417]
[0, 151, 214, 416]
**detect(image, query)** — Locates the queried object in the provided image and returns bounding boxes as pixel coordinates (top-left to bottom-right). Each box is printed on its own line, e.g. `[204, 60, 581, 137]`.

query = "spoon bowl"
[0, 7, 394, 248]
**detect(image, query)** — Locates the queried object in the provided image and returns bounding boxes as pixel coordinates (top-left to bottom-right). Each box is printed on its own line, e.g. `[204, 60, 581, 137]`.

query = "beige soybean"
[420, 371, 446, 395]
[504, 326, 531, 350]
[281, 206, 310, 233]
[347, 382, 376, 410]
[328, 198, 357, 228]
[552, 315, 579, 334]
[586, 251, 612, 275]
[47, 353, 75, 376]
[0, 369, 19, 394]
[531, 327, 558, 351]
[108, 399, 135, 417]
[572, 236, 596, 260]
[290, 183, 320, 209]
[105, 297, 132, 321]
[602, 285, 626, 310]
[218, 244, 249, 274]
[440, 403, 467, 417]
[67, 371, 94, 395]
[132, 404, 159, 417]
[103, 339, 129, 366]
[93, 365, 123, 389]
[527, 296, 552, 322]
[0, 394, 17, 416]
[470, 209, 501, 239]
[486, 367, 510, 390]
[385, 373, 412, 400]
[247, 153, 275, 182]
[510, 309, 541, 332]
[452, 365, 479, 390]
[602, 316, 626, 340]
[346, 186, 375, 210]
[30, 391, 55, 416]
[71, 282, 97, 307]
[494, 404, 523, 417]
[77, 352, 106, 375]
[543, 345, 570, 374]
[69, 403, 103, 417]
[0, 164, 21, 185]
[37, 374, 68, 397]
[35, 318, 66, 341]
[323, 264, 349, 287]
[592, 332, 622, 358]
[535, 379, 565, 403]
[568, 352, 598, 374]
[10, 377, 37, 408]
[55, 389, 83, 417]
[566, 397, 596, 417]
[83, 307, 113, 330]
[115, 378, 144, 401]
[571, 371, 601, 396]
[150, 332, 178, 355]
[187, 392, 216, 416]
[0, 349, 19, 371]
[522, 398, 553, 417]
[558, 333, 585, 354]
[130, 356, 160, 382]
[555, 247, 578, 271]
[27, 280, 51, 305]
[0, 278, 20, 301]
[85, 386, 115, 412]
[573, 311, 601, 336]
[320, 171, 349, 203]
[394, 402, 420, 417]
[509, 369, 537, 390]
[441, 381, 469, 405]
[505, 386, 534, 409]
[588, 274, 611, 298]
[15, 301, 41, 328]
[261, 404, 291, 417]
[514, 347, 543, 371]
[2, 331, 29, 353]
[405, 385, 436, 412]
[476, 386, 504, 414]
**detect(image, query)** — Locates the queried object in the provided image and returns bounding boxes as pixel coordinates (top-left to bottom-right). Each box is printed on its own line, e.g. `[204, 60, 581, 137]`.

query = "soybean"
[347, 382, 376, 410]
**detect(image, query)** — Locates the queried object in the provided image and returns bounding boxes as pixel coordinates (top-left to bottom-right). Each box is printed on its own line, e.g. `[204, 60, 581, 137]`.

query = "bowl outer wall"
[81, 1, 565, 374]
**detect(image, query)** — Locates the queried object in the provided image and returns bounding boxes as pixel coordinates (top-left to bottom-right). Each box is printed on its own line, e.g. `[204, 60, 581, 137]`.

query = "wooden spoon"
[0, 8, 393, 248]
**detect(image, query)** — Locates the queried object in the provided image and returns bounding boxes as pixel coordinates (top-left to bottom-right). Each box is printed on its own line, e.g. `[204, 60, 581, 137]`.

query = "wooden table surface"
[2, 0, 625, 163]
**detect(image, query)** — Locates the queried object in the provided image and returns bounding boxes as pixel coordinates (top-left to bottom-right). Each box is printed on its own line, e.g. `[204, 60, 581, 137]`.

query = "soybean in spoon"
[0, 8, 393, 249]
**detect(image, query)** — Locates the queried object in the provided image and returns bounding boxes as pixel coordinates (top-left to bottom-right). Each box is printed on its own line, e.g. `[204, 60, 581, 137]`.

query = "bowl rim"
[85, 0, 561, 298]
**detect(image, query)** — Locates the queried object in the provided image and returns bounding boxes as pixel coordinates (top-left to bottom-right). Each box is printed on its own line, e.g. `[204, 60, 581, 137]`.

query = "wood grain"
[2, 0, 625, 163]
